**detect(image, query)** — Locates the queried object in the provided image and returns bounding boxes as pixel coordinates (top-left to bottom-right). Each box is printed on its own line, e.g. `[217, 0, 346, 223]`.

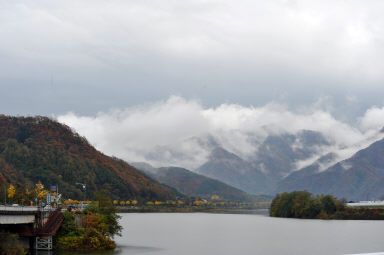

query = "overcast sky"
[1, 0, 384, 118]
[2, 0, 384, 168]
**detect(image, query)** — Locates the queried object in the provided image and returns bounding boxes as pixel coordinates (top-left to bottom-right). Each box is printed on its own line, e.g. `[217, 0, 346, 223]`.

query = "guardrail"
[0, 205, 39, 212]
[0, 205, 58, 215]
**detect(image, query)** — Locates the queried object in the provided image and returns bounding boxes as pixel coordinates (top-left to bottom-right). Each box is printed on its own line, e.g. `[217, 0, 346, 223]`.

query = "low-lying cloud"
[57, 96, 384, 170]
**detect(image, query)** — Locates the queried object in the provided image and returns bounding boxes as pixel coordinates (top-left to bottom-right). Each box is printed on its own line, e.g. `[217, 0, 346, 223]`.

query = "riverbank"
[116, 203, 270, 214]
[117, 206, 269, 214]
[329, 207, 384, 220]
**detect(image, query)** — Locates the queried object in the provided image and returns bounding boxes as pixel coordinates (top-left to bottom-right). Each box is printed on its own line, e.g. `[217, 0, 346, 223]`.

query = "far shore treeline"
[270, 191, 384, 220]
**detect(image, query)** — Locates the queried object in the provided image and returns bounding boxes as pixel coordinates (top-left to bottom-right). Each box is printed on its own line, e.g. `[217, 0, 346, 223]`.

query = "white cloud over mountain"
[58, 96, 384, 170]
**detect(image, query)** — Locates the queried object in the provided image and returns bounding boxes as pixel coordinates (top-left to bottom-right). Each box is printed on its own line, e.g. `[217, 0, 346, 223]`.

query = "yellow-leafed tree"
[7, 184, 16, 199]
[35, 183, 43, 193]
[37, 190, 49, 200]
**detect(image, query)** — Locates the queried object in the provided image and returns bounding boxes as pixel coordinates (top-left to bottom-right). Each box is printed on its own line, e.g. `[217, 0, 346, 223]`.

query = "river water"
[54, 211, 384, 255]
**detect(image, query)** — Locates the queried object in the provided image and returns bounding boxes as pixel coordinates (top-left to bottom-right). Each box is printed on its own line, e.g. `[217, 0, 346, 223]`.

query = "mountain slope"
[276, 152, 338, 193]
[146, 166, 262, 201]
[196, 131, 330, 194]
[0, 115, 176, 201]
[196, 147, 267, 194]
[252, 130, 330, 185]
[276, 139, 384, 200]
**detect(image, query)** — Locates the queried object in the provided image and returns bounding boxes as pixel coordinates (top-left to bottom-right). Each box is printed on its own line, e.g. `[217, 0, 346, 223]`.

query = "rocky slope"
[276, 139, 384, 201]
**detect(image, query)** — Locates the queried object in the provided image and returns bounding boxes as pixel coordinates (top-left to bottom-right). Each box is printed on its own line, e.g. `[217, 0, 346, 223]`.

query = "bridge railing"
[0, 205, 59, 212]
[0, 205, 39, 212]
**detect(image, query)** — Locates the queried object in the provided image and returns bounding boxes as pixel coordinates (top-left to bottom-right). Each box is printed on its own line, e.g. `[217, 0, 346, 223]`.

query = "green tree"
[56, 211, 81, 237]
[86, 191, 122, 238]
[320, 194, 337, 215]
[270, 191, 339, 219]
[291, 191, 321, 218]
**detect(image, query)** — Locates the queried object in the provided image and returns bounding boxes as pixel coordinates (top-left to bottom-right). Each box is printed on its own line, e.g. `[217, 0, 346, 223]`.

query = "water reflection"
[114, 245, 163, 254]
[35, 212, 384, 255]
[34, 246, 162, 255]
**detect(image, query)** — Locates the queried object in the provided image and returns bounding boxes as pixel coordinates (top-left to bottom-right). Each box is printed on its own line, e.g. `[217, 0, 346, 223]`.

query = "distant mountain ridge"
[252, 130, 330, 183]
[196, 147, 267, 194]
[193, 130, 384, 200]
[133, 129, 384, 201]
[276, 139, 384, 200]
[276, 152, 338, 191]
[196, 130, 330, 194]
[0, 115, 176, 201]
[131, 163, 269, 201]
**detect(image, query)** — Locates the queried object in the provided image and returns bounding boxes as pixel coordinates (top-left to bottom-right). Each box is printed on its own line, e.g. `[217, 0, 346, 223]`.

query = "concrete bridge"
[0, 205, 64, 250]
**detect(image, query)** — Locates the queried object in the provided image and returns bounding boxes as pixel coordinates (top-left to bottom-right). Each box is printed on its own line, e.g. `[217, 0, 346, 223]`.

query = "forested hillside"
[139, 166, 267, 201]
[0, 115, 175, 201]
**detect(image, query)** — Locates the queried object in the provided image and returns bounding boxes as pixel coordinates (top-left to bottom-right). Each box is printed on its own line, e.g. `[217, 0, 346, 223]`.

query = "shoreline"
[116, 206, 270, 214]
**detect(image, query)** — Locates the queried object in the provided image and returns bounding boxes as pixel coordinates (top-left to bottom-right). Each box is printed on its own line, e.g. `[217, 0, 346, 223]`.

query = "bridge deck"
[0, 205, 57, 214]
[0, 205, 39, 211]
[0, 215, 35, 224]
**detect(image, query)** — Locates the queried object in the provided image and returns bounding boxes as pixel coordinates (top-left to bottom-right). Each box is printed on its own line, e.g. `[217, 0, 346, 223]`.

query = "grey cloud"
[1, 0, 384, 116]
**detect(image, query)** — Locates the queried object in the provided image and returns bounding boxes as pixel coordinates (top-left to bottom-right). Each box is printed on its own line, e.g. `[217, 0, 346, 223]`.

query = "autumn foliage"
[57, 191, 122, 250]
[0, 115, 176, 201]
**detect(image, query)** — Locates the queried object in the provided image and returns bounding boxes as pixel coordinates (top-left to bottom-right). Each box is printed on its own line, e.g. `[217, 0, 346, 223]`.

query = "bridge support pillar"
[35, 236, 52, 250]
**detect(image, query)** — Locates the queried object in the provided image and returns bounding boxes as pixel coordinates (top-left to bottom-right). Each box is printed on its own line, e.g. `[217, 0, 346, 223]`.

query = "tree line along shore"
[270, 191, 384, 220]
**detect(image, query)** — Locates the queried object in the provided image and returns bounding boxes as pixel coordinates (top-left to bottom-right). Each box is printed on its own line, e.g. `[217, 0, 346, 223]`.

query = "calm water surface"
[56, 212, 384, 255]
